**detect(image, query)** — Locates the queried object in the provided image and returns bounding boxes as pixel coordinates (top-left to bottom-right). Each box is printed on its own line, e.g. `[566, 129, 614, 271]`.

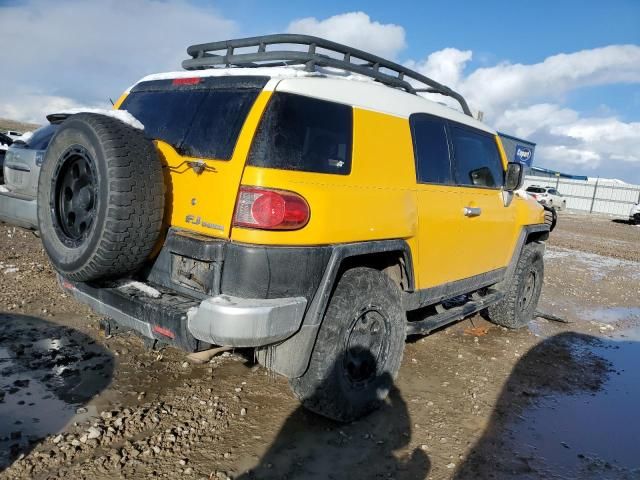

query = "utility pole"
[589, 177, 599, 214]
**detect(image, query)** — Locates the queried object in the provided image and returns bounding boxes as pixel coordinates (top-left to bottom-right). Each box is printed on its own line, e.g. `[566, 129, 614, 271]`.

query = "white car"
[525, 185, 567, 211]
[630, 203, 640, 224]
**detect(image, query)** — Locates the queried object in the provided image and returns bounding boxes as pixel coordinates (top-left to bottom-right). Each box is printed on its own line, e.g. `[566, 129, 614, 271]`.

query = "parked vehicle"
[630, 203, 640, 224]
[3, 130, 24, 140]
[525, 185, 567, 210]
[0, 120, 58, 229]
[28, 35, 549, 421]
[0, 132, 13, 182]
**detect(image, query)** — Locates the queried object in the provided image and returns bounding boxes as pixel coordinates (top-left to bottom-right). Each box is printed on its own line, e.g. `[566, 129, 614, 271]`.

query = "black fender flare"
[256, 239, 414, 378]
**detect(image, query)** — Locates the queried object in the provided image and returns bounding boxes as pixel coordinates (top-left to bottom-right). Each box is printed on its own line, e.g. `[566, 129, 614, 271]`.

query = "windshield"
[526, 186, 546, 193]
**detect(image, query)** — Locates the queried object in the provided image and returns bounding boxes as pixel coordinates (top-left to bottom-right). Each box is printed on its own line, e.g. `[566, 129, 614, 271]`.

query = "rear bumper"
[60, 276, 306, 350]
[187, 295, 306, 347]
[0, 191, 37, 229]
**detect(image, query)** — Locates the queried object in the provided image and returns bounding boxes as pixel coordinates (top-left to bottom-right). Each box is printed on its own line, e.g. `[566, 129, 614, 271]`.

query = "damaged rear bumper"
[60, 276, 306, 351]
[187, 295, 306, 347]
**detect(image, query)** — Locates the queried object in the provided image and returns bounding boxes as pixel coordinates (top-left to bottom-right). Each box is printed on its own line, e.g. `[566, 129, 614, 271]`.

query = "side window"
[450, 125, 504, 188]
[247, 93, 352, 175]
[410, 114, 452, 184]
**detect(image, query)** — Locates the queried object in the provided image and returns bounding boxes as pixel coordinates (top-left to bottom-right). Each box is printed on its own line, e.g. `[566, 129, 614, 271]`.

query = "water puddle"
[582, 306, 640, 324]
[512, 341, 640, 478]
[544, 247, 640, 281]
[0, 314, 113, 467]
[507, 328, 640, 478]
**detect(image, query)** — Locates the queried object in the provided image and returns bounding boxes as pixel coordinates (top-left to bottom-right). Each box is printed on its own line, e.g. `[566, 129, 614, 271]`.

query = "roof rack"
[182, 34, 472, 117]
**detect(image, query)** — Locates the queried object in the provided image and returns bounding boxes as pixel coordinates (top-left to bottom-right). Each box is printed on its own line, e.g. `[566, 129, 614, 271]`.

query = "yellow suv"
[37, 35, 548, 421]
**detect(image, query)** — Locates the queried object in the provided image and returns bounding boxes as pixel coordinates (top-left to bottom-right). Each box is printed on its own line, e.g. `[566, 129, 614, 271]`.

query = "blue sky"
[0, 0, 638, 182]
[212, 0, 640, 63]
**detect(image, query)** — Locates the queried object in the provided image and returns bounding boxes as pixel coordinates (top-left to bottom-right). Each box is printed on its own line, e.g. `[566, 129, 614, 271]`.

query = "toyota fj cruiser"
[37, 35, 548, 421]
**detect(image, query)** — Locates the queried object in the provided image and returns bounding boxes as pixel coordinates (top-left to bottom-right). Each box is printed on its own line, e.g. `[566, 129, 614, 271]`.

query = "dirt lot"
[0, 212, 638, 479]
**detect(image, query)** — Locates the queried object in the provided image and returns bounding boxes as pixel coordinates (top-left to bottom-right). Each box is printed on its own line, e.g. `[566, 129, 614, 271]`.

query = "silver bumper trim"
[187, 294, 307, 347]
[0, 192, 38, 229]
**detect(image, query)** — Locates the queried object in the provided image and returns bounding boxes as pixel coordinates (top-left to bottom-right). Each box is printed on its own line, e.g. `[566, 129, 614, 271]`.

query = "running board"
[406, 289, 504, 336]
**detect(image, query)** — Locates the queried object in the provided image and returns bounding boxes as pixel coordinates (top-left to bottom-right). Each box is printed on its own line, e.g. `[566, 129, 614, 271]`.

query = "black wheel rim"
[343, 306, 389, 387]
[518, 270, 537, 312]
[51, 146, 98, 246]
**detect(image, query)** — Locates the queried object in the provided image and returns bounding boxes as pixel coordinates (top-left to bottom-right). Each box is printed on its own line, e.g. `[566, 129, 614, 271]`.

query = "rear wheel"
[289, 267, 406, 422]
[487, 242, 544, 329]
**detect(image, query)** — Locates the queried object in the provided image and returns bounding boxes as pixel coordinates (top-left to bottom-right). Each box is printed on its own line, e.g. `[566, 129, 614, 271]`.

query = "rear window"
[526, 186, 546, 193]
[120, 78, 265, 160]
[23, 124, 57, 150]
[247, 93, 353, 175]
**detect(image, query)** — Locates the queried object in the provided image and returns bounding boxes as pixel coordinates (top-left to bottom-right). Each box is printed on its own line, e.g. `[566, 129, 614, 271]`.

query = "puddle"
[582, 306, 640, 324]
[0, 314, 113, 467]
[544, 247, 640, 281]
[507, 331, 640, 478]
[457, 331, 640, 478]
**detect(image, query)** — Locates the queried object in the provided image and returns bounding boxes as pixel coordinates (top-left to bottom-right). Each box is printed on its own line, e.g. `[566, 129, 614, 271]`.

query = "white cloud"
[461, 45, 640, 117]
[406, 48, 472, 91]
[0, 0, 236, 123]
[0, 91, 91, 124]
[409, 44, 640, 181]
[287, 12, 406, 59]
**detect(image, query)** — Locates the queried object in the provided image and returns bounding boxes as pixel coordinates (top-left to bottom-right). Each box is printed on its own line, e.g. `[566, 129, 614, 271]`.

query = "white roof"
[130, 66, 493, 134]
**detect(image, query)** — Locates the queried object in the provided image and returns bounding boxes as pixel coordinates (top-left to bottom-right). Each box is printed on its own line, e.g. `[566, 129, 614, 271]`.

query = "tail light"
[530, 193, 538, 199]
[233, 186, 310, 230]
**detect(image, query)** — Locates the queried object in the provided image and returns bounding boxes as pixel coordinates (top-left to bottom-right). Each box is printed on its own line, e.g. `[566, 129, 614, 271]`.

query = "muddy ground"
[0, 212, 638, 479]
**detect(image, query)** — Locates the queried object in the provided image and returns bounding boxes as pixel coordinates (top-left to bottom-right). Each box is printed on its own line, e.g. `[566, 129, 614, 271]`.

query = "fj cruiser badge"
[185, 214, 224, 231]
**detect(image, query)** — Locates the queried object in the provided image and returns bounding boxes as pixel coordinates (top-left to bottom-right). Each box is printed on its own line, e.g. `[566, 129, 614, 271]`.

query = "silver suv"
[0, 122, 58, 229]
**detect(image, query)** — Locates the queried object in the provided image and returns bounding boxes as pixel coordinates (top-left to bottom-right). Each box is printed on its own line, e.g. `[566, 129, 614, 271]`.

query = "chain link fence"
[524, 175, 640, 217]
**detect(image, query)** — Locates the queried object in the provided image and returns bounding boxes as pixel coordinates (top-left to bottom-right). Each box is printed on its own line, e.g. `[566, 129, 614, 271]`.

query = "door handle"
[463, 207, 482, 217]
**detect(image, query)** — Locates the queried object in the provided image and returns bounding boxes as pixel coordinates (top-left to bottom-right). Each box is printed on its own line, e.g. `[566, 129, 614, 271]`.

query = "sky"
[0, 0, 638, 183]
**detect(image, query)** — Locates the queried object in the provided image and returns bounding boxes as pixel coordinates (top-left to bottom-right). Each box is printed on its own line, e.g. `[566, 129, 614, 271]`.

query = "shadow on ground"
[239, 330, 640, 479]
[0, 313, 113, 470]
[238, 350, 430, 480]
[611, 219, 636, 225]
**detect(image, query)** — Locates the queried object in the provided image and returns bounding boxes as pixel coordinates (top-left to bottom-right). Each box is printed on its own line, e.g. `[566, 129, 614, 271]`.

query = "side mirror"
[504, 162, 524, 191]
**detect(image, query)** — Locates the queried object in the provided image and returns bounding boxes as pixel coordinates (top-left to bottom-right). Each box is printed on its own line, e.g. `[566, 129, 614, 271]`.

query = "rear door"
[412, 114, 472, 288]
[119, 76, 271, 239]
[448, 123, 517, 277]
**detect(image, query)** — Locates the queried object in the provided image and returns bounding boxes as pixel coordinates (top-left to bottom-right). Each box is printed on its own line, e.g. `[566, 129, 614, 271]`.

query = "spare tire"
[37, 113, 164, 281]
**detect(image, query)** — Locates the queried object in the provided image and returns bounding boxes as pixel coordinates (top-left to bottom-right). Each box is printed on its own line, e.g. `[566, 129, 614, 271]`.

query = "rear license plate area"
[171, 255, 217, 295]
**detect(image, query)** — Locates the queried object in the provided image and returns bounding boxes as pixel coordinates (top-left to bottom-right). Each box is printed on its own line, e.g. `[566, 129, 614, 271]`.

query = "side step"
[406, 289, 504, 336]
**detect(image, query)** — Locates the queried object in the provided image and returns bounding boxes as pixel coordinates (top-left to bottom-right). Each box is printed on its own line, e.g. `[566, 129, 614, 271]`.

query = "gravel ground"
[0, 211, 638, 479]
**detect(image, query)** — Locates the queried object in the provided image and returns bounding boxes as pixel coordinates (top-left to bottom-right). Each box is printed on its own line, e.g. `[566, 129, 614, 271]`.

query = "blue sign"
[514, 145, 533, 166]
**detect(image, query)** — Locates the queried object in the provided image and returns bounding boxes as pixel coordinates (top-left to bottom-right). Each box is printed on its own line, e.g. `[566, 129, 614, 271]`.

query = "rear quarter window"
[247, 93, 353, 175]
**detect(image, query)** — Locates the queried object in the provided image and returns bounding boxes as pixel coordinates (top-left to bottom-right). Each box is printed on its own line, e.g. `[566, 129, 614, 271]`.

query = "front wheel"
[487, 242, 544, 329]
[289, 267, 406, 422]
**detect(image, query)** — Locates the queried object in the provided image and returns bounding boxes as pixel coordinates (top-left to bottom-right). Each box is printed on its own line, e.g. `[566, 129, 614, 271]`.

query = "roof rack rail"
[182, 34, 472, 117]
